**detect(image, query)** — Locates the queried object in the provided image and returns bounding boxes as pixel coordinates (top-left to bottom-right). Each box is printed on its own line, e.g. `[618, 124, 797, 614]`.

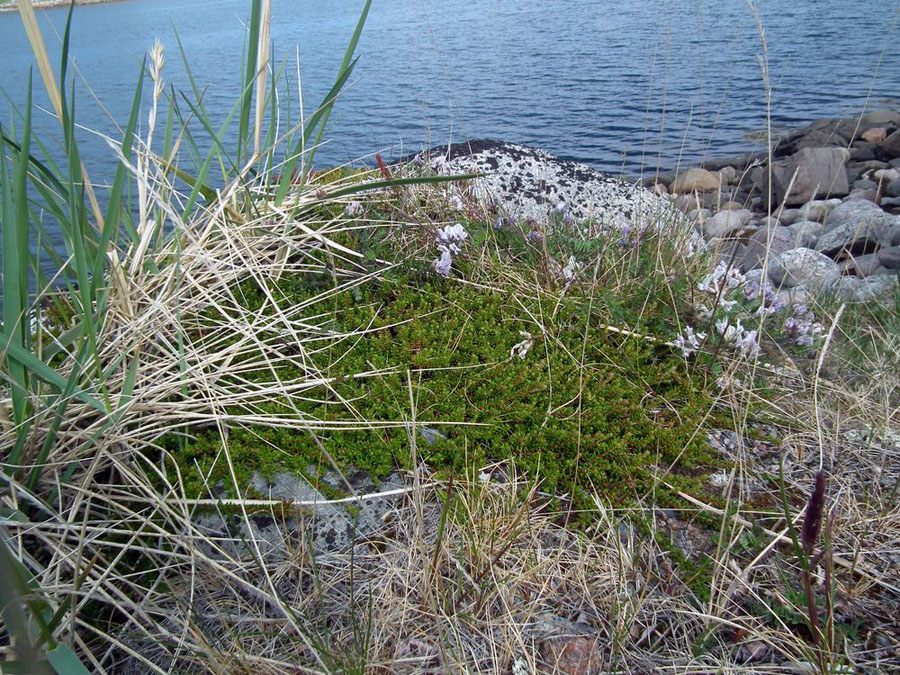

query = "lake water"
[2, 0, 899, 176]
[0, 0, 899, 285]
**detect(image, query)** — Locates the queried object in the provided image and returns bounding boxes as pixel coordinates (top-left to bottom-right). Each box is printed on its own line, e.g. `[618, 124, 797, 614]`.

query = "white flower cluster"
[561, 255, 582, 283]
[715, 318, 760, 359]
[673, 325, 707, 357]
[698, 261, 746, 311]
[344, 201, 363, 217]
[783, 304, 823, 347]
[433, 223, 468, 277]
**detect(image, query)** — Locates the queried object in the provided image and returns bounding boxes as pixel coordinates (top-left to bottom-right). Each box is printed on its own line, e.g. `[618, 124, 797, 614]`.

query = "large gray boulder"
[769, 248, 841, 292]
[815, 200, 898, 258]
[759, 147, 850, 207]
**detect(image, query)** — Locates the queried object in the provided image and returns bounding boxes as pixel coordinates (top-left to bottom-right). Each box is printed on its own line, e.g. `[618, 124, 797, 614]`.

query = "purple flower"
[526, 230, 543, 243]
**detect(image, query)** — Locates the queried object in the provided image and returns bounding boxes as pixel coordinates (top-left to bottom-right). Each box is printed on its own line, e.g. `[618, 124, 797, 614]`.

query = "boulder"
[857, 109, 900, 130]
[883, 129, 900, 159]
[842, 253, 886, 277]
[759, 147, 850, 207]
[718, 166, 737, 184]
[844, 189, 878, 203]
[769, 248, 840, 292]
[798, 198, 841, 223]
[850, 143, 877, 162]
[676, 193, 702, 213]
[719, 201, 745, 211]
[832, 275, 900, 306]
[740, 225, 815, 272]
[877, 246, 900, 269]
[874, 168, 900, 183]
[703, 209, 752, 239]
[887, 178, 900, 198]
[816, 200, 897, 258]
[417, 140, 672, 227]
[671, 168, 720, 193]
[861, 127, 888, 144]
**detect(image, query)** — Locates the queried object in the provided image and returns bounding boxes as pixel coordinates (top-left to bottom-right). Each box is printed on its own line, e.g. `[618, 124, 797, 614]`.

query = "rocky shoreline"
[642, 109, 900, 305]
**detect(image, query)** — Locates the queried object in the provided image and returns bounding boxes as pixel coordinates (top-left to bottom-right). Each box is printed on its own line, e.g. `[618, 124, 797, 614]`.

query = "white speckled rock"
[798, 198, 842, 223]
[417, 140, 674, 229]
[769, 248, 841, 292]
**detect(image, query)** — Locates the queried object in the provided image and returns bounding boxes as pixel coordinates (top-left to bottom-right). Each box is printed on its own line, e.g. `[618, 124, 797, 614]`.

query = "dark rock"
[846, 165, 867, 183]
[850, 142, 877, 162]
[700, 152, 767, 172]
[883, 129, 900, 159]
[883, 197, 900, 215]
[759, 147, 850, 208]
[853, 179, 878, 191]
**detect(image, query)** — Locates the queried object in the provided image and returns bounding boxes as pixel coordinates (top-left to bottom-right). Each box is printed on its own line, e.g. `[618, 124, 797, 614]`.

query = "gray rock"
[853, 179, 878, 191]
[778, 208, 803, 225]
[760, 147, 850, 207]
[844, 188, 878, 203]
[883, 129, 900, 159]
[891, 158, 900, 169]
[858, 109, 900, 130]
[671, 168, 720, 193]
[676, 193, 702, 213]
[816, 200, 897, 258]
[740, 225, 817, 272]
[769, 248, 841, 292]
[799, 198, 842, 223]
[883, 197, 900, 214]
[776, 287, 810, 307]
[877, 246, 900, 269]
[850, 143, 877, 162]
[704, 208, 752, 239]
[759, 216, 781, 228]
[718, 166, 737, 184]
[788, 219, 825, 244]
[832, 275, 900, 305]
[719, 200, 745, 211]
[875, 168, 900, 183]
[687, 208, 711, 223]
[842, 253, 885, 277]
[884, 177, 900, 198]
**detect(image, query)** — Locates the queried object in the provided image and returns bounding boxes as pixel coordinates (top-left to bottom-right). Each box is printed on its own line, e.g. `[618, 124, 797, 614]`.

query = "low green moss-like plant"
[174, 216, 722, 511]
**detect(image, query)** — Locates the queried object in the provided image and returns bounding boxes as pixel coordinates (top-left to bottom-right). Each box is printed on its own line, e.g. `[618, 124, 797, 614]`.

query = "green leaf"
[47, 644, 91, 675]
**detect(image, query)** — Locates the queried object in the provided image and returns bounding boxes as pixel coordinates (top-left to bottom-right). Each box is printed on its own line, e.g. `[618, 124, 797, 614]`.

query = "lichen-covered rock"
[769, 248, 840, 292]
[740, 224, 816, 272]
[416, 140, 672, 229]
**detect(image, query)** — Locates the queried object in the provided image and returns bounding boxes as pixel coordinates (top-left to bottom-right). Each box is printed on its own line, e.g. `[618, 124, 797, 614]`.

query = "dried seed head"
[801, 470, 826, 555]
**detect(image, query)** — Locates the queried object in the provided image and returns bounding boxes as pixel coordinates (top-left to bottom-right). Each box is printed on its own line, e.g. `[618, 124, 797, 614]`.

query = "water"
[0, 0, 898, 280]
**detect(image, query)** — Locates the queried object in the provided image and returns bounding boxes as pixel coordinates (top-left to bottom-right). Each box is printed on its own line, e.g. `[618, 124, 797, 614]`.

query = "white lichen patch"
[415, 140, 675, 230]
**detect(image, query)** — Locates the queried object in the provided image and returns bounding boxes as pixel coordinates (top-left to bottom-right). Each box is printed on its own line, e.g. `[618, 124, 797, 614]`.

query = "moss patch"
[170, 217, 724, 511]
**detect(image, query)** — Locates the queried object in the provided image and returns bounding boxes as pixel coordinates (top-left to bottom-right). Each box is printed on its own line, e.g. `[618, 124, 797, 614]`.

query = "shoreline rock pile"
[645, 109, 900, 304]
